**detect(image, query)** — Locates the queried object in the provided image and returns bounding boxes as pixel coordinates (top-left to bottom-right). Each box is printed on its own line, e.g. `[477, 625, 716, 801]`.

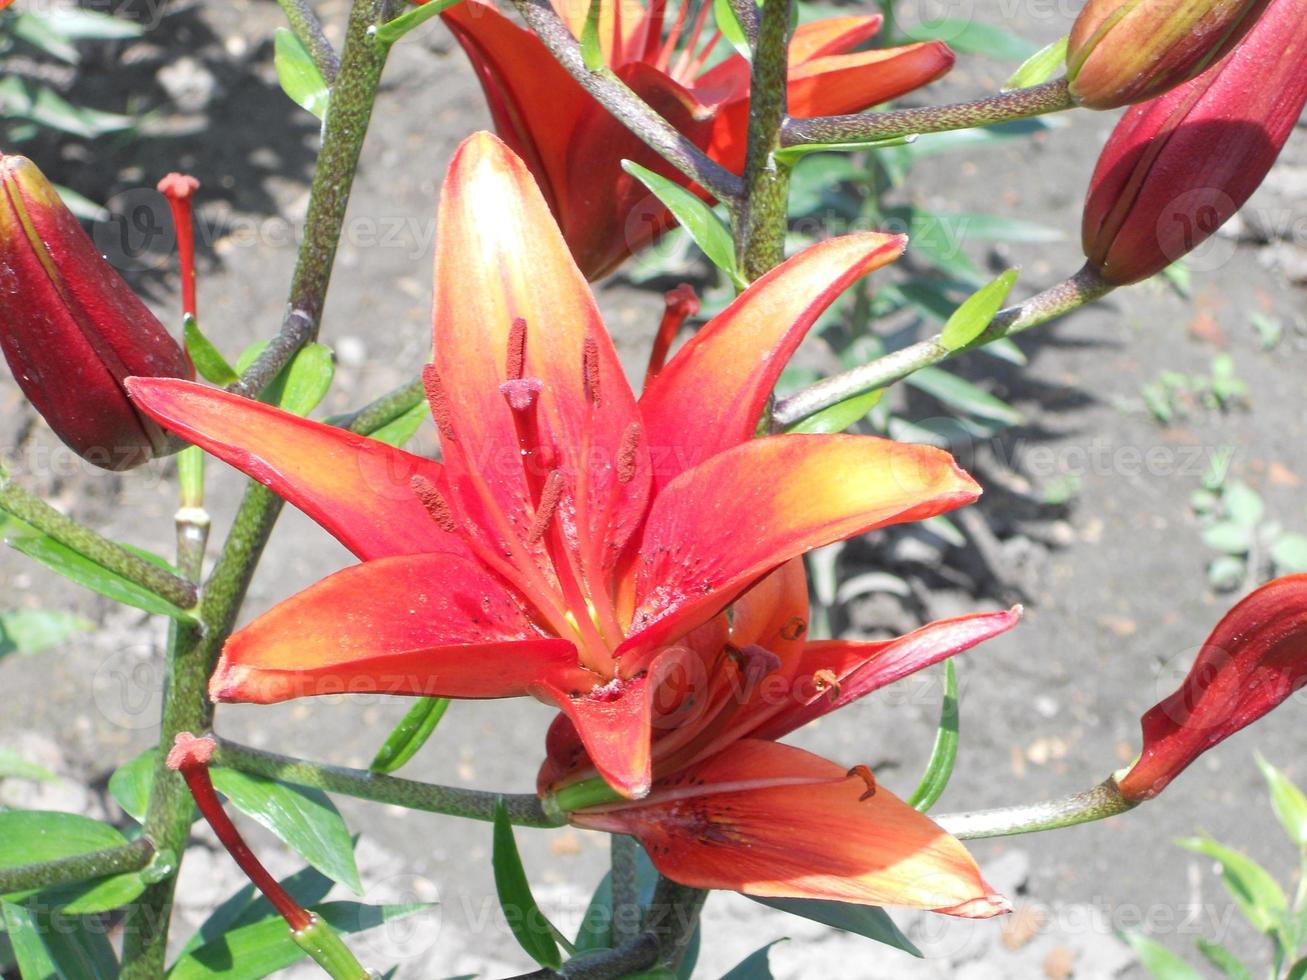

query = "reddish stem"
[166, 733, 311, 931]
[645, 283, 699, 382]
[157, 173, 200, 319]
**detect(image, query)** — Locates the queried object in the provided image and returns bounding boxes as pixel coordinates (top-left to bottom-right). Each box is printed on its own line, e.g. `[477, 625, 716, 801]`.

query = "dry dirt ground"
[3, 0, 1307, 977]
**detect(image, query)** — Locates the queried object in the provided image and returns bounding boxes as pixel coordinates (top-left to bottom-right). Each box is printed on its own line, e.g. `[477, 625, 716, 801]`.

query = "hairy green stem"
[937, 779, 1138, 840]
[735, 0, 793, 280]
[332, 375, 424, 434]
[213, 739, 562, 827]
[0, 839, 155, 895]
[609, 835, 642, 947]
[782, 79, 1075, 146]
[276, 0, 340, 82]
[118, 4, 394, 973]
[771, 264, 1113, 429]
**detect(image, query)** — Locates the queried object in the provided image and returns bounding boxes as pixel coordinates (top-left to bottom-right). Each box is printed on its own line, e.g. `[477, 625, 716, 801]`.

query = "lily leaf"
[1005, 36, 1068, 90]
[3, 900, 119, 980]
[905, 367, 1024, 426]
[1176, 836, 1286, 936]
[370, 698, 451, 773]
[372, 0, 465, 45]
[366, 400, 429, 448]
[1196, 938, 1251, 980]
[0, 608, 90, 657]
[786, 389, 882, 434]
[0, 811, 146, 914]
[185, 315, 239, 387]
[713, 0, 751, 58]
[493, 798, 561, 969]
[109, 747, 158, 824]
[1122, 931, 1202, 979]
[1257, 756, 1307, 849]
[906, 19, 1036, 60]
[749, 897, 919, 956]
[720, 939, 786, 979]
[274, 28, 329, 120]
[940, 268, 1019, 352]
[908, 660, 960, 812]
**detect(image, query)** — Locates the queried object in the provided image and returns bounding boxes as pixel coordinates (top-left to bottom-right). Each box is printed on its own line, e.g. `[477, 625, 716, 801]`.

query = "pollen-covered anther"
[847, 764, 877, 801]
[779, 617, 808, 642]
[582, 336, 601, 404]
[411, 474, 459, 533]
[617, 422, 641, 485]
[500, 377, 543, 413]
[527, 470, 566, 545]
[812, 668, 840, 701]
[422, 365, 456, 441]
[506, 316, 528, 381]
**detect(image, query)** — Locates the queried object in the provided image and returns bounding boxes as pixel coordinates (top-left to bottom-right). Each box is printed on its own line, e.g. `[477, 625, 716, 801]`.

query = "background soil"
[2, 0, 1307, 976]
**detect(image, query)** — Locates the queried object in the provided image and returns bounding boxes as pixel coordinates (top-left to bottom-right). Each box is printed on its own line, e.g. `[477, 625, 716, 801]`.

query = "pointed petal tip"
[935, 890, 1013, 919]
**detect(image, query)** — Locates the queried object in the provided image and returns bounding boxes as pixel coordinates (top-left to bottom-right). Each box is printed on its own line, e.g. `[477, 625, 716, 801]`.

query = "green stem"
[213, 739, 564, 828]
[771, 264, 1113, 429]
[781, 79, 1075, 146]
[735, 0, 793, 280]
[0, 839, 155, 895]
[276, 0, 340, 82]
[936, 778, 1138, 840]
[331, 375, 424, 434]
[609, 836, 641, 947]
[0, 471, 197, 610]
[118, 4, 394, 974]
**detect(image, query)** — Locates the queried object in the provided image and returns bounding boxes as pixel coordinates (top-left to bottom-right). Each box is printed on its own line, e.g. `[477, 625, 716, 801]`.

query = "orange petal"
[211, 554, 583, 704]
[126, 378, 459, 561]
[623, 434, 980, 656]
[574, 739, 1009, 915]
[432, 133, 650, 599]
[639, 234, 905, 489]
[787, 14, 884, 63]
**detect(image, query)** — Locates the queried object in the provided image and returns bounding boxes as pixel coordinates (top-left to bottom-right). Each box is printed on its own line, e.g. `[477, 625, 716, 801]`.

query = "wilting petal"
[751, 608, 1023, 741]
[211, 554, 583, 705]
[573, 740, 1008, 915]
[564, 62, 715, 280]
[639, 234, 905, 489]
[1117, 575, 1307, 801]
[623, 434, 980, 657]
[432, 133, 650, 600]
[127, 378, 458, 562]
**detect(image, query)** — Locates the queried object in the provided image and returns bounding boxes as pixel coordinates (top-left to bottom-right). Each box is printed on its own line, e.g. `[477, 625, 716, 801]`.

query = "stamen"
[422, 365, 456, 441]
[506, 316, 528, 381]
[813, 668, 840, 701]
[156, 172, 200, 319]
[411, 475, 458, 533]
[847, 764, 877, 802]
[583, 336, 601, 404]
[527, 470, 566, 546]
[779, 617, 808, 642]
[500, 377, 543, 413]
[645, 283, 699, 381]
[617, 422, 641, 485]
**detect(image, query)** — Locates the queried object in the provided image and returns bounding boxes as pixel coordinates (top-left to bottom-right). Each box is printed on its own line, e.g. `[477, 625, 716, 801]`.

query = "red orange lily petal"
[126, 378, 459, 562]
[623, 434, 981, 656]
[210, 554, 584, 704]
[573, 739, 1009, 915]
[639, 234, 906, 489]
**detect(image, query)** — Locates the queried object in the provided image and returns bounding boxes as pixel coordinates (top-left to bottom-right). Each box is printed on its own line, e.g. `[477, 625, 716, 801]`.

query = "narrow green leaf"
[372, 0, 465, 45]
[940, 268, 1018, 351]
[883, 205, 982, 284]
[492, 798, 561, 969]
[210, 768, 362, 894]
[3, 900, 119, 980]
[1256, 756, 1307, 850]
[1196, 938, 1251, 980]
[940, 213, 1063, 244]
[0, 748, 57, 783]
[10, 13, 80, 64]
[749, 897, 919, 956]
[1222, 482, 1264, 528]
[720, 940, 786, 979]
[907, 19, 1037, 59]
[908, 660, 959, 811]
[1176, 837, 1287, 935]
[370, 698, 451, 773]
[52, 182, 108, 222]
[275, 343, 336, 417]
[713, 0, 751, 58]
[274, 28, 330, 120]
[108, 747, 157, 824]
[0, 811, 146, 914]
[1286, 957, 1307, 980]
[1122, 932, 1202, 980]
[367, 400, 429, 448]
[0, 608, 90, 657]
[180, 865, 335, 957]
[905, 367, 1024, 425]
[1201, 521, 1253, 556]
[580, 0, 604, 69]
[1004, 36, 1068, 90]
[898, 118, 1059, 161]
[184, 315, 239, 386]
[1272, 533, 1307, 573]
[786, 390, 882, 434]
[40, 6, 143, 39]
[774, 134, 916, 165]
[168, 901, 424, 979]
[622, 160, 745, 288]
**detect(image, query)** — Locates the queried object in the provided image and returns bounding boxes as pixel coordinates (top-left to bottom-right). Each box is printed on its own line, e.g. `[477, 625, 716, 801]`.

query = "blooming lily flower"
[441, 0, 955, 278]
[129, 132, 981, 798]
[542, 557, 1020, 916]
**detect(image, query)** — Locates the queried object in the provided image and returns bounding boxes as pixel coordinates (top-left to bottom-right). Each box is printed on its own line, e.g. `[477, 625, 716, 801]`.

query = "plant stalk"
[937, 778, 1138, 840]
[0, 839, 155, 895]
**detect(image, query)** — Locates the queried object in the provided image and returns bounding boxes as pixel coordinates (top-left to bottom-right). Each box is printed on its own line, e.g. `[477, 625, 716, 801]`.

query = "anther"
[847, 764, 877, 801]
[527, 470, 566, 546]
[500, 377, 542, 412]
[422, 365, 456, 441]
[582, 336, 601, 404]
[411, 475, 458, 533]
[735, 644, 782, 688]
[779, 617, 808, 642]
[506, 317, 527, 381]
[617, 422, 641, 484]
[812, 668, 840, 701]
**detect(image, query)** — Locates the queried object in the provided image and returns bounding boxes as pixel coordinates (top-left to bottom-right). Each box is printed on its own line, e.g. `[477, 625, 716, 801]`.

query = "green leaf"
[274, 28, 330, 120]
[168, 901, 424, 979]
[720, 940, 786, 979]
[1223, 482, 1264, 528]
[897, 118, 1059, 161]
[908, 660, 960, 811]
[184, 315, 240, 387]
[1122, 931, 1202, 979]
[1256, 756, 1307, 849]
[622, 160, 745, 289]
[492, 798, 561, 969]
[367, 400, 429, 448]
[1160, 260, 1192, 298]
[774, 134, 916, 165]
[1272, 533, 1307, 573]
[580, 0, 604, 69]
[3, 527, 195, 622]
[713, 0, 751, 58]
[0, 608, 90, 657]
[1176, 836, 1287, 935]
[0, 811, 146, 914]
[180, 865, 335, 957]
[108, 747, 158, 824]
[10, 13, 80, 64]
[372, 0, 465, 45]
[1201, 521, 1253, 556]
[905, 367, 1024, 426]
[51, 183, 108, 222]
[786, 390, 882, 434]
[38, 7, 144, 40]
[209, 768, 362, 894]
[748, 897, 919, 956]
[884, 205, 982, 284]
[1207, 555, 1245, 592]
[26, 83, 134, 138]
[3, 900, 119, 980]
[370, 698, 451, 774]
[940, 268, 1018, 351]
[276, 343, 336, 417]
[1196, 938, 1251, 980]
[905, 19, 1037, 59]
[0, 748, 57, 783]
[1004, 36, 1068, 90]
[941, 213, 1063, 244]
[1287, 957, 1307, 980]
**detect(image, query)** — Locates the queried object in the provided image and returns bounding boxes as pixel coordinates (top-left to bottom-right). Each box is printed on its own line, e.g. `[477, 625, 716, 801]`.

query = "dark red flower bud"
[0, 154, 193, 470]
[1081, 0, 1307, 285]
[1067, 0, 1272, 110]
[1117, 575, 1307, 802]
